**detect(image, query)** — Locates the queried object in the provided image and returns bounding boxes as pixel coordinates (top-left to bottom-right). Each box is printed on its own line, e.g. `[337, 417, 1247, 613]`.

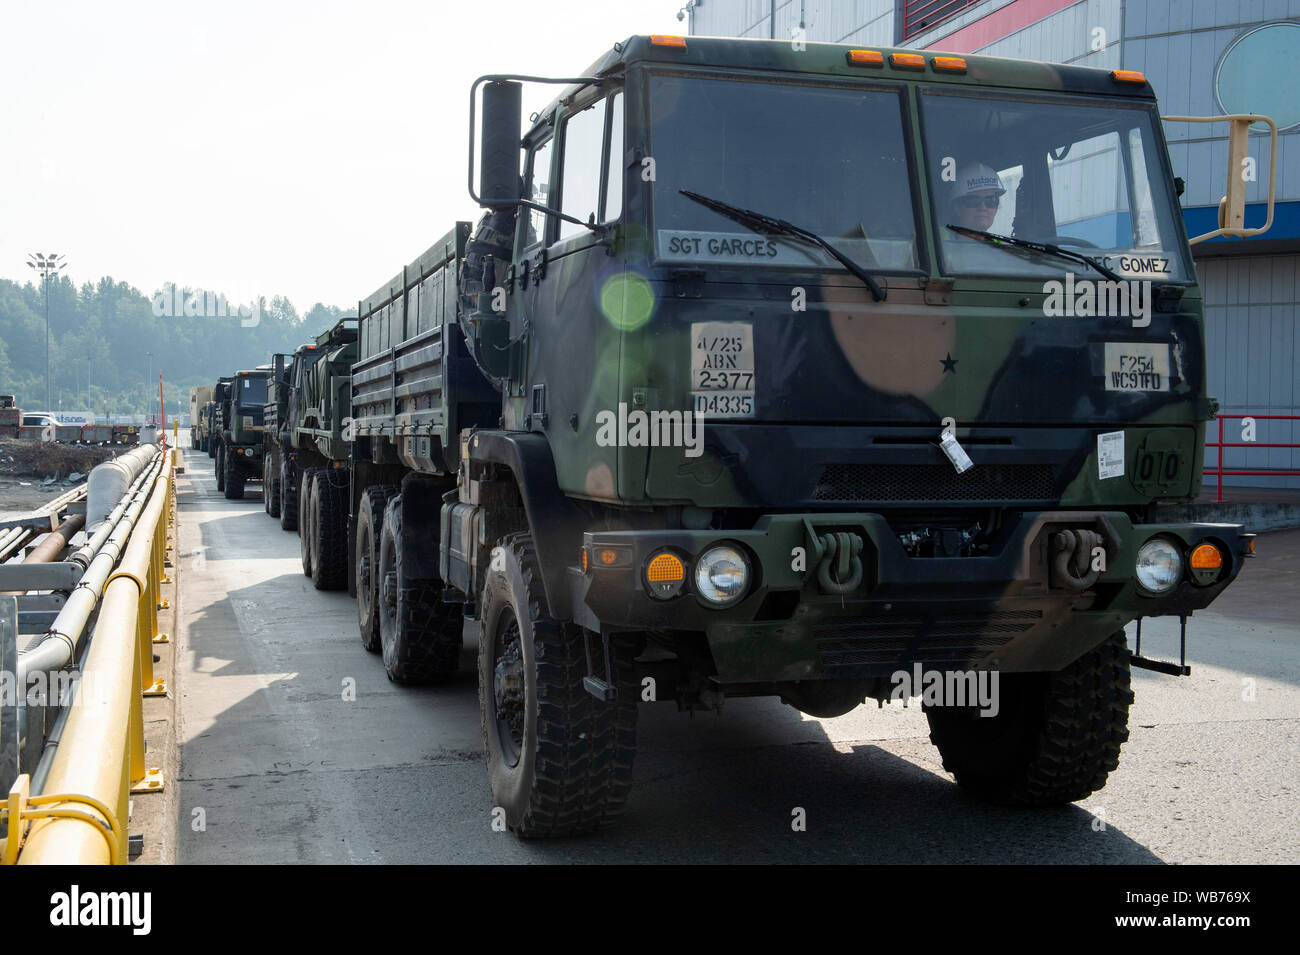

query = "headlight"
[694, 544, 750, 607]
[1136, 538, 1182, 593]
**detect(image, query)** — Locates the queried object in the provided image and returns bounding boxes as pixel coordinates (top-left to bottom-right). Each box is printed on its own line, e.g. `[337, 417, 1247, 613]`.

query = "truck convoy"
[193, 36, 1271, 839]
[189, 385, 214, 451]
[261, 319, 360, 590]
[212, 367, 271, 499]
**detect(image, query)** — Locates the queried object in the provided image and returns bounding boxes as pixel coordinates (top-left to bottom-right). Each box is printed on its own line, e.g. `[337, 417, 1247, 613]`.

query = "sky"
[0, 0, 689, 312]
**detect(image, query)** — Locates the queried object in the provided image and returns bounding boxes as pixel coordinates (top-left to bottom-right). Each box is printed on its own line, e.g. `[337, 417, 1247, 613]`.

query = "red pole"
[157, 371, 166, 449]
[1217, 413, 1224, 503]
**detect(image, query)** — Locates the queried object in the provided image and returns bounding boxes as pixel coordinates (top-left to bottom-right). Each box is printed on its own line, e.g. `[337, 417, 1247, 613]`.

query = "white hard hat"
[952, 163, 1006, 200]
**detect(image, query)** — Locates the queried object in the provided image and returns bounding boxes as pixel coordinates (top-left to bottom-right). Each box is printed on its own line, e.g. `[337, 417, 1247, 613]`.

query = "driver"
[949, 162, 1005, 233]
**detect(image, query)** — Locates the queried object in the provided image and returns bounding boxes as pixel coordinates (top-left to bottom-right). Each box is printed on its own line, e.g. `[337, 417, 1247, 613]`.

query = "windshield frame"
[643, 66, 929, 281]
[917, 86, 1195, 285]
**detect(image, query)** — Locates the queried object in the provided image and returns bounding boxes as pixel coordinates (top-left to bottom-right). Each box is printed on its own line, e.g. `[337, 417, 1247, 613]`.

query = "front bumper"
[578, 511, 1250, 681]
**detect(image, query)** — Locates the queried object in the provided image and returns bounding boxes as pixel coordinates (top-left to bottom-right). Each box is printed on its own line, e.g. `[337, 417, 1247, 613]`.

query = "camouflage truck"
[262, 320, 360, 591]
[213, 367, 271, 499]
[345, 36, 1269, 837]
[205, 378, 234, 458]
[189, 385, 214, 450]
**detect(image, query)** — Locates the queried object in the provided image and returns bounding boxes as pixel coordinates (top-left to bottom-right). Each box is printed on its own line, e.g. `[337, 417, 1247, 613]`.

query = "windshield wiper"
[680, 189, 886, 301]
[945, 224, 1122, 283]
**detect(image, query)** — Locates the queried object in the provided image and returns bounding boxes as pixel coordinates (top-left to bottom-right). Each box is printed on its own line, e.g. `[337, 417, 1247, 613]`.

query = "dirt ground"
[0, 437, 117, 481]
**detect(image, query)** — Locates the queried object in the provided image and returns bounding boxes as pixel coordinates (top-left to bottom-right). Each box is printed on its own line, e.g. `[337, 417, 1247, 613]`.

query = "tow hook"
[1051, 528, 1104, 591]
[812, 531, 864, 595]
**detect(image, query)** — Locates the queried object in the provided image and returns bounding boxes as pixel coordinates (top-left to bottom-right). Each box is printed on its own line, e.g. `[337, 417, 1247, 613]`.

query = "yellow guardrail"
[1, 450, 176, 865]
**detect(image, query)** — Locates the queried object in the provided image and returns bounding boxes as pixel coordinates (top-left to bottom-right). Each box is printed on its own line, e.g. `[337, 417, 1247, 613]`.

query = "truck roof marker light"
[1112, 70, 1146, 84]
[650, 35, 687, 48]
[846, 50, 884, 67]
[890, 52, 927, 71]
[932, 56, 967, 73]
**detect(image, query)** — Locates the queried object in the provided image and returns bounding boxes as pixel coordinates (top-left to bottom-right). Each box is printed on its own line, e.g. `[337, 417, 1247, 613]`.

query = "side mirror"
[1162, 113, 1277, 244]
[476, 80, 522, 208]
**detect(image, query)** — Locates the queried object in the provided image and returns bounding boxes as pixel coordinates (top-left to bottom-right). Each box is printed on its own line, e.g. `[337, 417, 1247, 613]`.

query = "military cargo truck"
[345, 36, 1270, 837]
[190, 385, 214, 450]
[206, 378, 233, 458]
[262, 320, 360, 591]
[213, 367, 271, 499]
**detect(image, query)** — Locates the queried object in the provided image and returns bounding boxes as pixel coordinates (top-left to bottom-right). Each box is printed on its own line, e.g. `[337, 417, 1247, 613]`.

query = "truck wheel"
[266, 456, 282, 518]
[207, 436, 215, 458]
[478, 533, 639, 838]
[309, 469, 348, 590]
[376, 495, 462, 682]
[924, 630, 1134, 806]
[299, 468, 321, 576]
[279, 457, 298, 532]
[223, 447, 245, 500]
[356, 484, 400, 652]
[215, 444, 226, 492]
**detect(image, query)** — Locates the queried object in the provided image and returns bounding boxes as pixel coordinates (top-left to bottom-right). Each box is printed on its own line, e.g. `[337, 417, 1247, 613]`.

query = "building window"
[1215, 22, 1300, 132]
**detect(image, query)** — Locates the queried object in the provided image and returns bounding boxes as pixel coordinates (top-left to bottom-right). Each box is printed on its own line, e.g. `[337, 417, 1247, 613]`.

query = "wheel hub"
[381, 570, 397, 610]
[492, 621, 525, 763]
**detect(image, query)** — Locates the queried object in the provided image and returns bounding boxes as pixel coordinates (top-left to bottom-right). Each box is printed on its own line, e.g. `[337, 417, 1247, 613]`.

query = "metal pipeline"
[69, 458, 157, 570]
[85, 443, 157, 532]
[16, 454, 165, 683]
[22, 514, 86, 565]
[0, 514, 87, 597]
[0, 484, 89, 562]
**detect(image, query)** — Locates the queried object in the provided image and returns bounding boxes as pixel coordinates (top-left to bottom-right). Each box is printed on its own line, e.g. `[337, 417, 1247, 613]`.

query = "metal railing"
[1, 449, 175, 864]
[1204, 413, 1300, 503]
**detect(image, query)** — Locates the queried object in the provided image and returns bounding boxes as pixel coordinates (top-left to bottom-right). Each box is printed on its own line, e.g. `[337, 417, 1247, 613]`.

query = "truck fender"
[465, 431, 586, 620]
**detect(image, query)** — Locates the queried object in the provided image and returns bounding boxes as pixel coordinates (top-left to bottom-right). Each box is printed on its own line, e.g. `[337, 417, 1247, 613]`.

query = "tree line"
[0, 276, 352, 418]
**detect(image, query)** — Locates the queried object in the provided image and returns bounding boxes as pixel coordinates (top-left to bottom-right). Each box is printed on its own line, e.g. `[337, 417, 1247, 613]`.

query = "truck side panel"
[352, 222, 497, 475]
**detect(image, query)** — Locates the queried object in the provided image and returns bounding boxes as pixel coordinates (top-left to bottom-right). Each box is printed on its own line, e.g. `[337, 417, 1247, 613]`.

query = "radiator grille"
[811, 463, 1057, 503]
[815, 609, 1043, 671]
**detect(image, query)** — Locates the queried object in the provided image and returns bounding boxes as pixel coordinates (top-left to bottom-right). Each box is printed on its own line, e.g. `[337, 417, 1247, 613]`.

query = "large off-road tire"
[478, 533, 639, 838]
[265, 455, 281, 518]
[356, 484, 400, 652]
[299, 467, 321, 576]
[279, 456, 298, 531]
[924, 630, 1134, 806]
[223, 446, 245, 500]
[376, 495, 462, 682]
[215, 443, 226, 492]
[206, 435, 215, 458]
[309, 468, 349, 591]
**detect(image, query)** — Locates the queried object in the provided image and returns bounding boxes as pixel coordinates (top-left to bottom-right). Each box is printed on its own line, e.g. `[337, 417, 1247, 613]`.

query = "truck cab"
[214, 368, 271, 499]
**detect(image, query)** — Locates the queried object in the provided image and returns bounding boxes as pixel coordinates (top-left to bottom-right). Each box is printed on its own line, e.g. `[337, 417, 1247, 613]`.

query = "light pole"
[144, 351, 153, 422]
[26, 252, 66, 412]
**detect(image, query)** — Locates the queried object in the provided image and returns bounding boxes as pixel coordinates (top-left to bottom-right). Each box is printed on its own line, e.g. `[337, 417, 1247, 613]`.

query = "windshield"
[237, 376, 268, 406]
[921, 90, 1192, 282]
[650, 74, 919, 273]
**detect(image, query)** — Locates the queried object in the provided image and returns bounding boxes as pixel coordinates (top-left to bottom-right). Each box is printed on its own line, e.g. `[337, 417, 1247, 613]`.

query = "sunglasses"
[956, 195, 1001, 209]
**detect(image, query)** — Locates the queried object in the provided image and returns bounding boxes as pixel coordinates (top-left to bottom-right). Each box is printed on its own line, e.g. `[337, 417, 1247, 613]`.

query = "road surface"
[173, 444, 1300, 863]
